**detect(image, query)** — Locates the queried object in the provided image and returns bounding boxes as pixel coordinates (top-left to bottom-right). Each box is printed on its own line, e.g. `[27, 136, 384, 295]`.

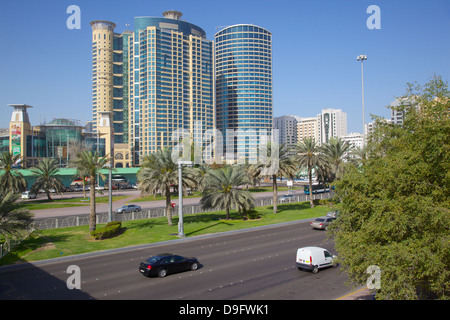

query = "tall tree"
[242, 163, 261, 189]
[29, 158, 66, 201]
[71, 151, 109, 232]
[200, 165, 254, 220]
[330, 75, 450, 299]
[294, 138, 326, 208]
[189, 164, 211, 192]
[138, 148, 195, 226]
[0, 152, 27, 194]
[257, 142, 296, 213]
[349, 145, 369, 167]
[69, 144, 91, 198]
[0, 191, 34, 245]
[320, 137, 352, 182]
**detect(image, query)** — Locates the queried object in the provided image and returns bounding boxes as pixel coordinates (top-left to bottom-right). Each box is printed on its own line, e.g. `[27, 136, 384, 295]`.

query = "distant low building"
[2, 104, 106, 168]
[341, 132, 363, 150]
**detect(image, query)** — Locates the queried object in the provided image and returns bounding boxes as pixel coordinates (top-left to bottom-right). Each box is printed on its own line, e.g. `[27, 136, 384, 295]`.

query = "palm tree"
[349, 145, 369, 167]
[200, 165, 254, 220]
[72, 164, 90, 198]
[0, 191, 34, 244]
[71, 151, 109, 232]
[295, 138, 326, 208]
[242, 163, 261, 189]
[138, 148, 196, 227]
[0, 152, 27, 194]
[321, 137, 352, 182]
[189, 164, 211, 192]
[257, 142, 296, 213]
[29, 158, 66, 201]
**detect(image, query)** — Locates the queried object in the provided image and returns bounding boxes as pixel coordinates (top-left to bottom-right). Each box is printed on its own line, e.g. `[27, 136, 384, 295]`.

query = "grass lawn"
[0, 202, 330, 266]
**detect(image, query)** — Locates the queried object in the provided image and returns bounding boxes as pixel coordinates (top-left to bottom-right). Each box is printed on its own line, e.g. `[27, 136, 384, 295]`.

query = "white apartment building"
[317, 108, 347, 145]
[341, 132, 363, 150]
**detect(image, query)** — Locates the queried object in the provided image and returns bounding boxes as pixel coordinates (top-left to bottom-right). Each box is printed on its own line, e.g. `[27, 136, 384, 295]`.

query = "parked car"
[310, 216, 334, 230]
[296, 246, 337, 273]
[279, 194, 294, 203]
[326, 210, 339, 219]
[116, 204, 141, 213]
[139, 253, 200, 278]
[21, 191, 37, 199]
[67, 185, 83, 192]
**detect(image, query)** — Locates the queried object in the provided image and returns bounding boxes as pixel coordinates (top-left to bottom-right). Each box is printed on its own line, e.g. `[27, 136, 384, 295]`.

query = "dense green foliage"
[90, 221, 122, 240]
[200, 165, 254, 220]
[330, 75, 449, 299]
[0, 152, 27, 194]
[0, 191, 34, 241]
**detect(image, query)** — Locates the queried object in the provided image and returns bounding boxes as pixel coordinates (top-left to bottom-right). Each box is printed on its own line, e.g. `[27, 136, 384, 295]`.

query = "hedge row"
[90, 221, 122, 240]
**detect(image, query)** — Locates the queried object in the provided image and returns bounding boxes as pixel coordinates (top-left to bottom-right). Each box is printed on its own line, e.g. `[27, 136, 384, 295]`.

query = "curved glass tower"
[215, 24, 273, 162]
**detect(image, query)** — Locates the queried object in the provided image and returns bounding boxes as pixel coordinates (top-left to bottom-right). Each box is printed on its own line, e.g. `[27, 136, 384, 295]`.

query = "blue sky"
[1, 0, 449, 133]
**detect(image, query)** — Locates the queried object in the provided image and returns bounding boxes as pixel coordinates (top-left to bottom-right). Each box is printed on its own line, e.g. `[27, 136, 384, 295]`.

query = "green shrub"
[90, 221, 122, 240]
[247, 209, 260, 220]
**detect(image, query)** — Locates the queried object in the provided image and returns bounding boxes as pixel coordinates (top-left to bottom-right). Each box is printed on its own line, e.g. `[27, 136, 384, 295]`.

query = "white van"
[21, 191, 37, 199]
[296, 246, 337, 273]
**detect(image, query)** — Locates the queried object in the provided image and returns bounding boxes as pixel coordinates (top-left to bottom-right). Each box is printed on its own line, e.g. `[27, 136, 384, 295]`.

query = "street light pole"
[108, 163, 112, 222]
[357, 54, 367, 145]
[177, 160, 193, 238]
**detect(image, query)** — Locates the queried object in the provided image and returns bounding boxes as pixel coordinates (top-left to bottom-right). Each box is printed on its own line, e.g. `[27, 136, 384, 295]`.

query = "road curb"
[336, 287, 374, 300]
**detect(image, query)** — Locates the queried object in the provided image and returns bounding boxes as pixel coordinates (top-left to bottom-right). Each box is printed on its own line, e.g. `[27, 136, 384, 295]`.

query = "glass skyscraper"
[91, 11, 214, 167]
[215, 24, 273, 163]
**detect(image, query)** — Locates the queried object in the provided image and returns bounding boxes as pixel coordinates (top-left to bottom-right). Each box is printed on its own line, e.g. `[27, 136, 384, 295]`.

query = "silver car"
[117, 204, 141, 213]
[310, 217, 334, 230]
[279, 194, 294, 203]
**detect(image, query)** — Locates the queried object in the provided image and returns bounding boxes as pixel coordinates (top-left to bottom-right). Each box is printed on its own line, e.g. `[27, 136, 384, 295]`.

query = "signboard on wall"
[10, 124, 22, 156]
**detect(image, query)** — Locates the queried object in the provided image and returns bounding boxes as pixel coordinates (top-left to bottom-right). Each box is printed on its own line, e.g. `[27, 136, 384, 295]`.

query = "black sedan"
[139, 253, 200, 278]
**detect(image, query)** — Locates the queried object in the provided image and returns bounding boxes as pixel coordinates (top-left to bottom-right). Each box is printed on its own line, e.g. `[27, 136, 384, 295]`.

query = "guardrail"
[33, 192, 334, 230]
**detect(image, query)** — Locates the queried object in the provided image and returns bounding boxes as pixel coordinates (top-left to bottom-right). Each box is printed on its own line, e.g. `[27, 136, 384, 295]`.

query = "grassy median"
[0, 201, 330, 266]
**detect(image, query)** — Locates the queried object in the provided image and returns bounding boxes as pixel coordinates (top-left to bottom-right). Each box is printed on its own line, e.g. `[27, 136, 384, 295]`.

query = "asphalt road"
[0, 219, 354, 301]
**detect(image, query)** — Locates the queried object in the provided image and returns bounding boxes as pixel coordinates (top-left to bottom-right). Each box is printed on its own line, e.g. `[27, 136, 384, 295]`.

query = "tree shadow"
[269, 202, 312, 213]
[184, 221, 234, 237]
[0, 234, 74, 266]
[125, 219, 162, 230]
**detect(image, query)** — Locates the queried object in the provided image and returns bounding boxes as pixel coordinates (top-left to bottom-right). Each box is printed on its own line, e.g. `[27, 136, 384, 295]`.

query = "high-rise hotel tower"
[91, 11, 214, 167]
[215, 24, 273, 162]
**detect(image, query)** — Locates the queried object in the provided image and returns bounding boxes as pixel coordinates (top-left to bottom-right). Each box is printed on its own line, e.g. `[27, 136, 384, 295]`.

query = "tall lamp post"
[107, 162, 112, 222]
[357, 54, 367, 145]
[177, 160, 193, 238]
